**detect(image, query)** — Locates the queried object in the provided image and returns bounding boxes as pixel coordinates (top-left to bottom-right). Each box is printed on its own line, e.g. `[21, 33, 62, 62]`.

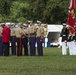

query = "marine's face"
[63, 25, 66, 28]
[20, 24, 23, 28]
[38, 23, 41, 26]
[11, 25, 15, 28]
[30, 23, 33, 26]
[8, 24, 11, 28]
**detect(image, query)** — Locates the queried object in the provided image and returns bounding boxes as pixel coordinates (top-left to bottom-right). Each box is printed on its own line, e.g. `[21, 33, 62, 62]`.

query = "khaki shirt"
[22, 28, 28, 38]
[10, 28, 16, 36]
[0, 26, 3, 36]
[36, 26, 44, 37]
[28, 25, 36, 37]
[15, 27, 23, 38]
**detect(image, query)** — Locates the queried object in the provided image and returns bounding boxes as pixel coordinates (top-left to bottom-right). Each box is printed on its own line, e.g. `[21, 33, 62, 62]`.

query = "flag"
[71, 0, 76, 9]
[68, 0, 75, 34]
[68, 10, 75, 34]
[73, 0, 76, 9]
[69, 0, 73, 9]
[69, 0, 76, 9]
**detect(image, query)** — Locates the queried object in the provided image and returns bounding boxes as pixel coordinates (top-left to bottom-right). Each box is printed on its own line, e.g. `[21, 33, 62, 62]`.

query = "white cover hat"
[5, 22, 11, 25]
[62, 23, 66, 26]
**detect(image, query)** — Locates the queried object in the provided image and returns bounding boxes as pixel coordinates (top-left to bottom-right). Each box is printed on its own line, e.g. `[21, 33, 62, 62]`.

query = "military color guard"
[60, 23, 76, 55]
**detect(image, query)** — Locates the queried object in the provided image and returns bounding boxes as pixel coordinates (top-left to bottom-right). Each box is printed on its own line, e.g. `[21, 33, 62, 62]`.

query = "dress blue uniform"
[71, 32, 76, 55]
[67, 26, 73, 55]
[60, 23, 68, 55]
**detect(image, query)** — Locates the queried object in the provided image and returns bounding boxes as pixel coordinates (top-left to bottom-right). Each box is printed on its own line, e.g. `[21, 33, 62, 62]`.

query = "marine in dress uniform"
[22, 24, 28, 56]
[71, 33, 76, 55]
[60, 23, 68, 55]
[2, 23, 10, 56]
[15, 23, 23, 56]
[0, 24, 3, 56]
[67, 26, 73, 55]
[10, 23, 16, 55]
[36, 21, 44, 56]
[71, 25, 76, 55]
[28, 22, 36, 56]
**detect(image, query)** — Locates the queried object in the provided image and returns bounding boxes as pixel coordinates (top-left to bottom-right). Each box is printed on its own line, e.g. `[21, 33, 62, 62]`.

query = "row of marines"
[60, 23, 76, 55]
[0, 22, 44, 56]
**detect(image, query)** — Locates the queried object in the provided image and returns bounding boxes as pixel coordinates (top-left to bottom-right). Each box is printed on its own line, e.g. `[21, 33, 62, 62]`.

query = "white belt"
[62, 35, 66, 36]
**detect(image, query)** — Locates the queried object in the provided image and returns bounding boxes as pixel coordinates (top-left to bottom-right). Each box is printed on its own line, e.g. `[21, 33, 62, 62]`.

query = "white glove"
[65, 40, 67, 43]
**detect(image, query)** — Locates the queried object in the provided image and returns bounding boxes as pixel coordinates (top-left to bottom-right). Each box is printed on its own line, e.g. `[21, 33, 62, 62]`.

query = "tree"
[0, 0, 11, 22]
[10, 1, 30, 22]
[28, 0, 68, 24]
[43, 0, 68, 24]
[0, 0, 70, 24]
[0, 0, 11, 15]
[28, 0, 46, 22]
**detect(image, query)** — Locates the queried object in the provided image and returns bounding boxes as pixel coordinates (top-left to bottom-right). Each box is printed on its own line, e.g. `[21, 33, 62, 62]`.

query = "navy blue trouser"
[0, 36, 3, 56]
[10, 36, 16, 55]
[36, 37, 43, 56]
[22, 37, 28, 56]
[29, 37, 36, 56]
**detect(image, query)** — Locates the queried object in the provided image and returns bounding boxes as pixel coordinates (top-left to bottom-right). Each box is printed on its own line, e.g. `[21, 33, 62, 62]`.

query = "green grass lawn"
[0, 47, 76, 75]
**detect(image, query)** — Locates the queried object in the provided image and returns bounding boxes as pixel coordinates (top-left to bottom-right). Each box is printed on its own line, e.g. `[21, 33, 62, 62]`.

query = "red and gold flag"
[69, 0, 76, 9]
[68, 10, 75, 34]
[68, 0, 75, 34]
[73, 0, 76, 9]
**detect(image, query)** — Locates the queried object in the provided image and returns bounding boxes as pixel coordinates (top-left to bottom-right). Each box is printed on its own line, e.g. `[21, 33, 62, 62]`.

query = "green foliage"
[0, 0, 11, 22]
[0, 0, 11, 15]
[10, 1, 30, 22]
[0, 0, 70, 24]
[43, 0, 68, 24]
[29, 0, 46, 22]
